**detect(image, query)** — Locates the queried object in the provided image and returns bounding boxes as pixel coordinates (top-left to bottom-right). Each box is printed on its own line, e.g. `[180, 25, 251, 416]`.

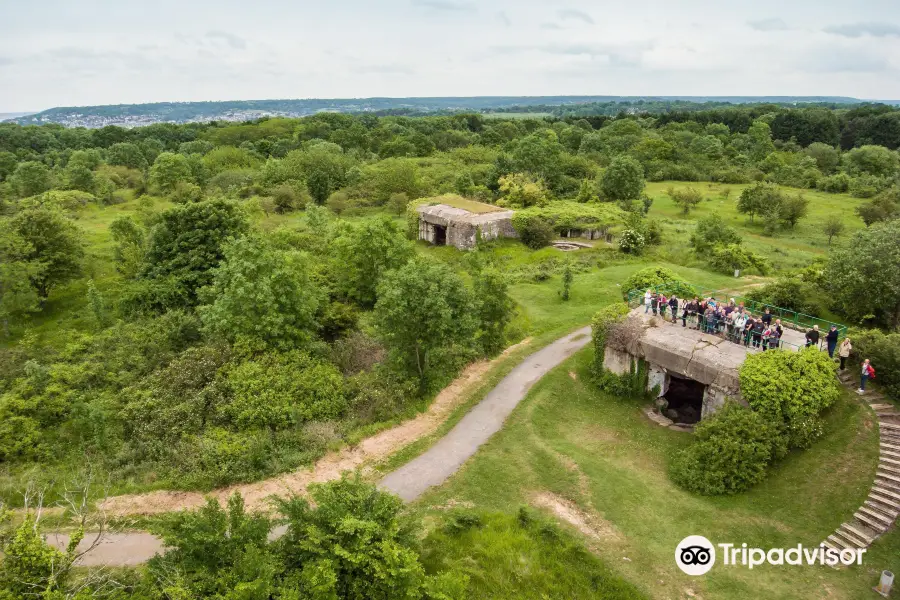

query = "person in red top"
[858, 359, 875, 394]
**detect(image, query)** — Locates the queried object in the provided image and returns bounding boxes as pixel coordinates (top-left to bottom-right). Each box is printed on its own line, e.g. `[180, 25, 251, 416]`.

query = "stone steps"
[821, 377, 898, 551]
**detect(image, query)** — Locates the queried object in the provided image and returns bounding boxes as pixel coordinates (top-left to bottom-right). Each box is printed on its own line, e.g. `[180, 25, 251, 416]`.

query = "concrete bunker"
[603, 309, 748, 426]
[416, 199, 517, 251]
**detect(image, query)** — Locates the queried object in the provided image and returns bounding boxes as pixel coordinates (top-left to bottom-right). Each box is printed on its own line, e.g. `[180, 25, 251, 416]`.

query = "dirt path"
[100, 336, 532, 517]
[51, 327, 592, 566]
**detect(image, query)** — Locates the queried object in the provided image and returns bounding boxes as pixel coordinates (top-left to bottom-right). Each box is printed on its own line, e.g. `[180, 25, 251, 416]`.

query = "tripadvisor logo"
[675, 536, 865, 575]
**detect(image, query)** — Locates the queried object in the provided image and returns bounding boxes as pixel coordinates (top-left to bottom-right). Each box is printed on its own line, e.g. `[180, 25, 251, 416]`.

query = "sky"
[1, 0, 900, 112]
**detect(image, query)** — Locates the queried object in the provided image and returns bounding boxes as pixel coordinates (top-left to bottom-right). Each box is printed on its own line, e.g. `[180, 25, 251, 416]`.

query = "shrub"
[851, 329, 900, 401]
[620, 266, 696, 301]
[739, 348, 840, 449]
[226, 351, 347, 432]
[743, 277, 824, 316]
[849, 174, 890, 199]
[618, 228, 645, 254]
[816, 173, 850, 194]
[517, 216, 555, 249]
[669, 402, 782, 495]
[708, 243, 768, 276]
[690, 214, 742, 252]
[590, 302, 631, 378]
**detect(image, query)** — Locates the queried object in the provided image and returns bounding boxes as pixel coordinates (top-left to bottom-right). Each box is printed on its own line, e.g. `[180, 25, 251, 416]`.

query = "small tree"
[388, 192, 410, 215]
[199, 235, 322, 350]
[332, 217, 414, 308]
[690, 214, 742, 252]
[600, 156, 645, 208]
[0, 221, 43, 335]
[561, 261, 574, 301]
[668, 186, 703, 215]
[737, 182, 783, 223]
[574, 178, 596, 203]
[86, 279, 109, 328]
[11, 206, 85, 299]
[721, 188, 732, 202]
[472, 266, 514, 355]
[823, 215, 845, 246]
[374, 258, 476, 383]
[326, 190, 350, 215]
[779, 193, 809, 229]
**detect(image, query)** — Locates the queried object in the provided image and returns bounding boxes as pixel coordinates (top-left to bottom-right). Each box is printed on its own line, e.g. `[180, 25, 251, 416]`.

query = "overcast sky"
[1, 0, 899, 112]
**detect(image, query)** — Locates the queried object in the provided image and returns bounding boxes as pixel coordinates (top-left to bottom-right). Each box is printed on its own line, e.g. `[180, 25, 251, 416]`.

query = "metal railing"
[626, 283, 847, 353]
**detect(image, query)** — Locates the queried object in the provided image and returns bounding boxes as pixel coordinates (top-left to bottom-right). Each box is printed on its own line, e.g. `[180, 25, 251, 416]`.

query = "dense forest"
[2, 103, 900, 487]
[1, 100, 900, 598]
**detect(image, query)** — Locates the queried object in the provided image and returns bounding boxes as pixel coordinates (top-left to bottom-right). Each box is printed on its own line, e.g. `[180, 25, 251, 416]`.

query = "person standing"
[658, 294, 667, 319]
[650, 292, 659, 316]
[761, 308, 772, 328]
[682, 298, 696, 328]
[838, 337, 852, 371]
[825, 325, 839, 358]
[805, 325, 820, 349]
[773, 319, 784, 348]
[669, 295, 679, 324]
[858, 359, 875, 394]
[644, 289, 652, 314]
[751, 318, 764, 348]
[733, 311, 747, 343]
[743, 314, 755, 346]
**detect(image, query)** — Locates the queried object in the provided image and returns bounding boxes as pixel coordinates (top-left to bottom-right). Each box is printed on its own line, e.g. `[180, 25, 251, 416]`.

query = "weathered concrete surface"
[379, 326, 592, 501]
[48, 326, 593, 566]
[417, 203, 516, 250]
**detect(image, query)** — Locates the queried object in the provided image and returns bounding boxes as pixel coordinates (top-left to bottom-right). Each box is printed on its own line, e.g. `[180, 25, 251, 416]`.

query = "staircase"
[823, 370, 899, 555]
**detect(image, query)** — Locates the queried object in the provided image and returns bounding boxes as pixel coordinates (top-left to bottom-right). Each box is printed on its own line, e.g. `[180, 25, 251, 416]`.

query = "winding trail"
[48, 326, 593, 566]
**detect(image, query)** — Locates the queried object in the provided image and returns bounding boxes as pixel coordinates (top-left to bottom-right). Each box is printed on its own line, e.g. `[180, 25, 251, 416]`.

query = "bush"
[669, 402, 782, 495]
[851, 329, 900, 401]
[620, 266, 696, 301]
[690, 214, 742, 252]
[743, 277, 824, 316]
[708, 243, 768, 276]
[816, 173, 850, 194]
[849, 174, 890, 199]
[618, 228, 645, 254]
[739, 348, 840, 449]
[517, 216, 555, 249]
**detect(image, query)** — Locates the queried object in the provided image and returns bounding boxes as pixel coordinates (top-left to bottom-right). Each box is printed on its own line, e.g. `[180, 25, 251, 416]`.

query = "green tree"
[226, 351, 345, 431]
[63, 163, 95, 193]
[574, 178, 596, 203]
[497, 173, 549, 208]
[10, 161, 52, 197]
[374, 258, 476, 382]
[778, 193, 809, 228]
[669, 402, 782, 495]
[0, 220, 43, 335]
[740, 348, 840, 449]
[199, 235, 322, 350]
[822, 215, 845, 246]
[11, 207, 84, 299]
[689, 214, 742, 252]
[278, 474, 465, 600]
[109, 215, 146, 278]
[561, 261, 574, 301]
[388, 191, 410, 215]
[667, 186, 703, 215]
[472, 266, 514, 355]
[143, 199, 249, 303]
[824, 219, 900, 328]
[86, 278, 109, 328]
[803, 142, 840, 173]
[844, 144, 900, 177]
[326, 190, 350, 215]
[333, 217, 414, 307]
[736, 182, 783, 223]
[107, 142, 148, 170]
[599, 156, 645, 208]
[0, 151, 17, 181]
[149, 151, 195, 195]
[856, 186, 900, 226]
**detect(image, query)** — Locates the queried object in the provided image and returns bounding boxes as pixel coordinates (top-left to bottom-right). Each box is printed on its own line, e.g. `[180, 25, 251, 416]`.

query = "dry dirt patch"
[531, 491, 621, 542]
[99, 338, 532, 516]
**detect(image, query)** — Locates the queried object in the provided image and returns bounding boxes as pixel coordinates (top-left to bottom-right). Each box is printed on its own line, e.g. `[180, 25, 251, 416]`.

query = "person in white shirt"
[644, 289, 652, 314]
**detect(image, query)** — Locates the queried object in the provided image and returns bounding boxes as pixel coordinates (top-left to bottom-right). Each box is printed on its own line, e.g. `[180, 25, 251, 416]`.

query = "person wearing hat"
[805, 325, 820, 349]
[825, 325, 839, 358]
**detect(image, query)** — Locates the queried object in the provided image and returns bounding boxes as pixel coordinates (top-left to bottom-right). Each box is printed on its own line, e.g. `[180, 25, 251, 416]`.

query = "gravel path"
[48, 326, 592, 566]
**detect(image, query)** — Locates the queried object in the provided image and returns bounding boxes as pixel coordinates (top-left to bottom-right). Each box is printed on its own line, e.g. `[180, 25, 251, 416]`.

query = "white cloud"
[747, 18, 790, 32]
[557, 8, 594, 24]
[823, 22, 900, 38]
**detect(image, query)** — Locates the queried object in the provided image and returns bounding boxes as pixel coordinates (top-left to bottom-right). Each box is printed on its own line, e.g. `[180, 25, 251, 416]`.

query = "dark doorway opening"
[662, 375, 705, 424]
[434, 225, 447, 245]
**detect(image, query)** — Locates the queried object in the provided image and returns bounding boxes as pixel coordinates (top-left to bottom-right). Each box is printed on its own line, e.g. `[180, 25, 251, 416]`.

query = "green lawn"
[644, 181, 865, 272]
[411, 348, 884, 599]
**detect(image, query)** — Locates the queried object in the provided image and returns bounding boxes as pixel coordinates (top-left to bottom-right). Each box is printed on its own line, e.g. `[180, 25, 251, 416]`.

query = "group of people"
[644, 290, 790, 351]
[642, 289, 876, 394]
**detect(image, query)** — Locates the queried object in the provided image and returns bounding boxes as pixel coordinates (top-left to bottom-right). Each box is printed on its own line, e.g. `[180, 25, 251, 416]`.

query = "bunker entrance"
[663, 375, 704, 424]
[433, 224, 447, 245]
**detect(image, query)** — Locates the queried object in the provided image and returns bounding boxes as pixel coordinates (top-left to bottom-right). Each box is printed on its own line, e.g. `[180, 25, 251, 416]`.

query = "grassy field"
[644, 181, 865, 272]
[411, 348, 885, 599]
[431, 196, 505, 213]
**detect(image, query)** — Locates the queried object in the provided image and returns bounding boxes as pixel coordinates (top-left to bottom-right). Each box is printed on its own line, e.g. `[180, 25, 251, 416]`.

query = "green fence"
[626, 284, 847, 352]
